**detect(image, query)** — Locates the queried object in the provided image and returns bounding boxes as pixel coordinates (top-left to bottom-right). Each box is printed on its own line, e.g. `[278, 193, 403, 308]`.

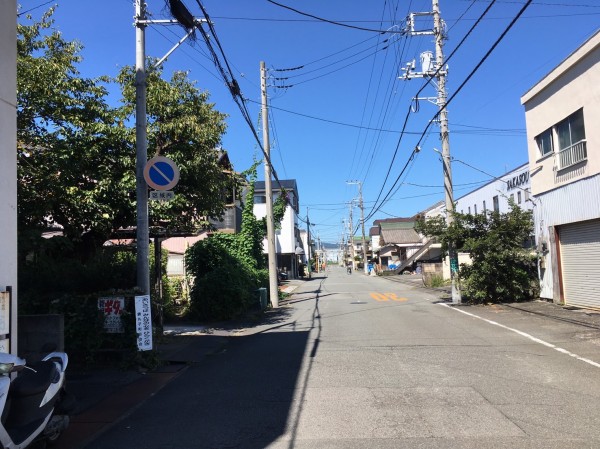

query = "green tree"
[416, 204, 538, 303]
[17, 8, 127, 248]
[185, 163, 288, 320]
[17, 9, 234, 251]
[116, 65, 234, 234]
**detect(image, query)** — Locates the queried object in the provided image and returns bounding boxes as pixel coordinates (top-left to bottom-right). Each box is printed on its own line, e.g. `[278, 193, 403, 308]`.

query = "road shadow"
[84, 331, 310, 449]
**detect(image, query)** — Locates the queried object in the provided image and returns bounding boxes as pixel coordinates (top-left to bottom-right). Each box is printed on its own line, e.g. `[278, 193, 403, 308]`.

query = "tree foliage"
[17, 9, 234, 252]
[185, 164, 288, 320]
[416, 204, 538, 303]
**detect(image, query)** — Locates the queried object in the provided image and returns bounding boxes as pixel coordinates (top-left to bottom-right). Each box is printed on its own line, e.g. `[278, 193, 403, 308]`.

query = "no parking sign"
[143, 156, 180, 191]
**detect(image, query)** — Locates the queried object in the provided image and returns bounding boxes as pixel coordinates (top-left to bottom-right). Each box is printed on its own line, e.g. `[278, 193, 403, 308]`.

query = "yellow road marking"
[369, 292, 409, 302]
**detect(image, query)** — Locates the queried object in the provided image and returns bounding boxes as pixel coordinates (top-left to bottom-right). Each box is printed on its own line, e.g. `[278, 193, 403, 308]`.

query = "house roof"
[379, 221, 415, 230]
[380, 227, 421, 245]
[521, 29, 600, 105]
[352, 236, 371, 243]
[369, 226, 380, 236]
[162, 233, 209, 255]
[254, 179, 298, 193]
[373, 217, 414, 226]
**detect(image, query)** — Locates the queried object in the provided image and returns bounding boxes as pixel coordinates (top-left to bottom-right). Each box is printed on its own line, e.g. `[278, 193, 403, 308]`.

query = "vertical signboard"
[98, 297, 125, 333]
[135, 295, 153, 351]
[0, 290, 10, 353]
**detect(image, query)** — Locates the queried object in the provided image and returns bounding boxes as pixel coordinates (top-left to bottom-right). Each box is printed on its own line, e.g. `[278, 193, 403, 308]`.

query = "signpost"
[143, 156, 180, 191]
[135, 295, 153, 351]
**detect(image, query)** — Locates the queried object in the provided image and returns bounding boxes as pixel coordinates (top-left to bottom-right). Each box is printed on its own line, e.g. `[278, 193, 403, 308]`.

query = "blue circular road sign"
[143, 156, 180, 191]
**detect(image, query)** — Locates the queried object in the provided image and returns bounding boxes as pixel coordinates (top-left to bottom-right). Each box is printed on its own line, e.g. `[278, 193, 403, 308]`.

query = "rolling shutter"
[559, 219, 600, 309]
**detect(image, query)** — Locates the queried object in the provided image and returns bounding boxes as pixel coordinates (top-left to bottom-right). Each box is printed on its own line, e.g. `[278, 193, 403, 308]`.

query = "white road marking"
[439, 303, 600, 369]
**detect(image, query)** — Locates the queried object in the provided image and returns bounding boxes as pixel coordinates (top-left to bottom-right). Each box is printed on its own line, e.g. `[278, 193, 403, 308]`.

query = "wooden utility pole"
[260, 61, 279, 308]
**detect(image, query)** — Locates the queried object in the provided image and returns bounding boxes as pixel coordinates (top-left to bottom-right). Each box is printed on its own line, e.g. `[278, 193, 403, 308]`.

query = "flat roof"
[521, 28, 600, 105]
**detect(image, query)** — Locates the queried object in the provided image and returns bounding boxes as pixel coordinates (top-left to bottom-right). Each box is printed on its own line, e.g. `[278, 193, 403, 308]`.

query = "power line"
[17, 0, 55, 17]
[364, 0, 498, 221]
[244, 99, 523, 135]
[191, 1, 286, 190]
[366, 0, 532, 223]
[266, 0, 406, 33]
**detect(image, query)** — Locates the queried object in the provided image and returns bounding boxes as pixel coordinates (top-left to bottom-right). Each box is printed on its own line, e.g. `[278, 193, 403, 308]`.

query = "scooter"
[0, 351, 73, 448]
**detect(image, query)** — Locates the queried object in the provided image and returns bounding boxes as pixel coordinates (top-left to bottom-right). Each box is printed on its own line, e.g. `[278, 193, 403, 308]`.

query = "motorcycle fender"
[39, 369, 64, 408]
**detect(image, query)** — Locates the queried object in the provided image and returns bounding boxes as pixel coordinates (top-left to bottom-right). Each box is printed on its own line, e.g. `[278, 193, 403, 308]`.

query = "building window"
[517, 191, 522, 204]
[510, 193, 514, 203]
[254, 195, 266, 204]
[535, 128, 553, 157]
[556, 108, 587, 169]
[468, 207, 471, 214]
[483, 201, 486, 213]
[474, 204, 478, 215]
[557, 108, 585, 151]
[525, 189, 530, 201]
[493, 195, 499, 212]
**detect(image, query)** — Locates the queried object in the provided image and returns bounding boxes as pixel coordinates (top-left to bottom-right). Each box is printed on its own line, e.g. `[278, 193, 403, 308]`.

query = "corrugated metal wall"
[533, 174, 600, 300]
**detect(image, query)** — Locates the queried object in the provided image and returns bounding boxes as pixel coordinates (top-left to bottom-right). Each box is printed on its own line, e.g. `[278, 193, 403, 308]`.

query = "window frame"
[535, 127, 553, 158]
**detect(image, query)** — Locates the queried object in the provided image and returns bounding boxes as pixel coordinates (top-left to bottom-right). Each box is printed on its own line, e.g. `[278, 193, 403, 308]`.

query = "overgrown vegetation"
[416, 204, 538, 303]
[185, 165, 287, 321]
[15, 9, 239, 365]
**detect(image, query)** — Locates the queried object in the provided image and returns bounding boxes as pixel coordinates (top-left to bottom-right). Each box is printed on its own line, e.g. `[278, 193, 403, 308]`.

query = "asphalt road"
[85, 267, 600, 448]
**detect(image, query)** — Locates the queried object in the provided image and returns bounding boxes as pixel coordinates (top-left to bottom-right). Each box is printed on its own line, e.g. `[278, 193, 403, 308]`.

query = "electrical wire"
[364, 0, 501, 222]
[17, 0, 55, 17]
[266, 0, 406, 33]
[192, 0, 286, 190]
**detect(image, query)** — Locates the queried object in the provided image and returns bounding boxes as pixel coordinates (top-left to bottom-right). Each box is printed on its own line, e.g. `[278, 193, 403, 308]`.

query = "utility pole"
[348, 181, 367, 273]
[135, 0, 150, 296]
[306, 208, 312, 279]
[260, 61, 279, 308]
[134, 0, 207, 297]
[401, 0, 461, 303]
[433, 0, 461, 304]
[348, 202, 354, 268]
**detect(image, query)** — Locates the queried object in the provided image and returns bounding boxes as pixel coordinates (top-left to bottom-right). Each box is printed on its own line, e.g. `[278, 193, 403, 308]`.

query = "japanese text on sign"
[149, 190, 175, 201]
[98, 297, 125, 333]
[135, 295, 153, 351]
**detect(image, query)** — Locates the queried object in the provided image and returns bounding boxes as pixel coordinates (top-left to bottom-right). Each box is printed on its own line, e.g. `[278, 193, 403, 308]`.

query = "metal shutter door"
[559, 219, 600, 309]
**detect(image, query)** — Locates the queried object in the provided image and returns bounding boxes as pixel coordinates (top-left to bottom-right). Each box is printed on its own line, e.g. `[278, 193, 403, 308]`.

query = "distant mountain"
[321, 242, 339, 250]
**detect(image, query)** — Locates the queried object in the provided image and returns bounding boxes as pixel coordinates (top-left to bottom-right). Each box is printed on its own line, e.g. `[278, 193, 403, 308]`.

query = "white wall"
[254, 203, 298, 254]
[0, 1, 17, 354]
[522, 32, 600, 196]
[455, 164, 532, 216]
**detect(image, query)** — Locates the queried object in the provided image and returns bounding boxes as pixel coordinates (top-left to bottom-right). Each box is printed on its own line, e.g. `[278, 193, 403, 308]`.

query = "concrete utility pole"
[135, 0, 150, 296]
[260, 61, 279, 308]
[306, 208, 312, 279]
[348, 181, 368, 273]
[348, 201, 355, 268]
[433, 0, 461, 304]
[402, 0, 461, 303]
[134, 0, 207, 297]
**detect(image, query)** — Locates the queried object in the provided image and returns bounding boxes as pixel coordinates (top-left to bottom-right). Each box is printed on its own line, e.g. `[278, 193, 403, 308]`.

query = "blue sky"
[19, 0, 600, 244]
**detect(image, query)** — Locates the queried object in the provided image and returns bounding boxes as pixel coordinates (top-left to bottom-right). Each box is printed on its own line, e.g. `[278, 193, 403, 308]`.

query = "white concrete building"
[254, 180, 303, 279]
[1, 1, 17, 353]
[455, 163, 533, 216]
[521, 29, 600, 308]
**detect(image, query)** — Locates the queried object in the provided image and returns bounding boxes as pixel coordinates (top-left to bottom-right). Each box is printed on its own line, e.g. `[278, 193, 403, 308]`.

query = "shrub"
[185, 238, 268, 321]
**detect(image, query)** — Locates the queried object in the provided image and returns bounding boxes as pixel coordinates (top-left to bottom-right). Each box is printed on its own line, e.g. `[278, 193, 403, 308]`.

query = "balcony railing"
[557, 139, 587, 170]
